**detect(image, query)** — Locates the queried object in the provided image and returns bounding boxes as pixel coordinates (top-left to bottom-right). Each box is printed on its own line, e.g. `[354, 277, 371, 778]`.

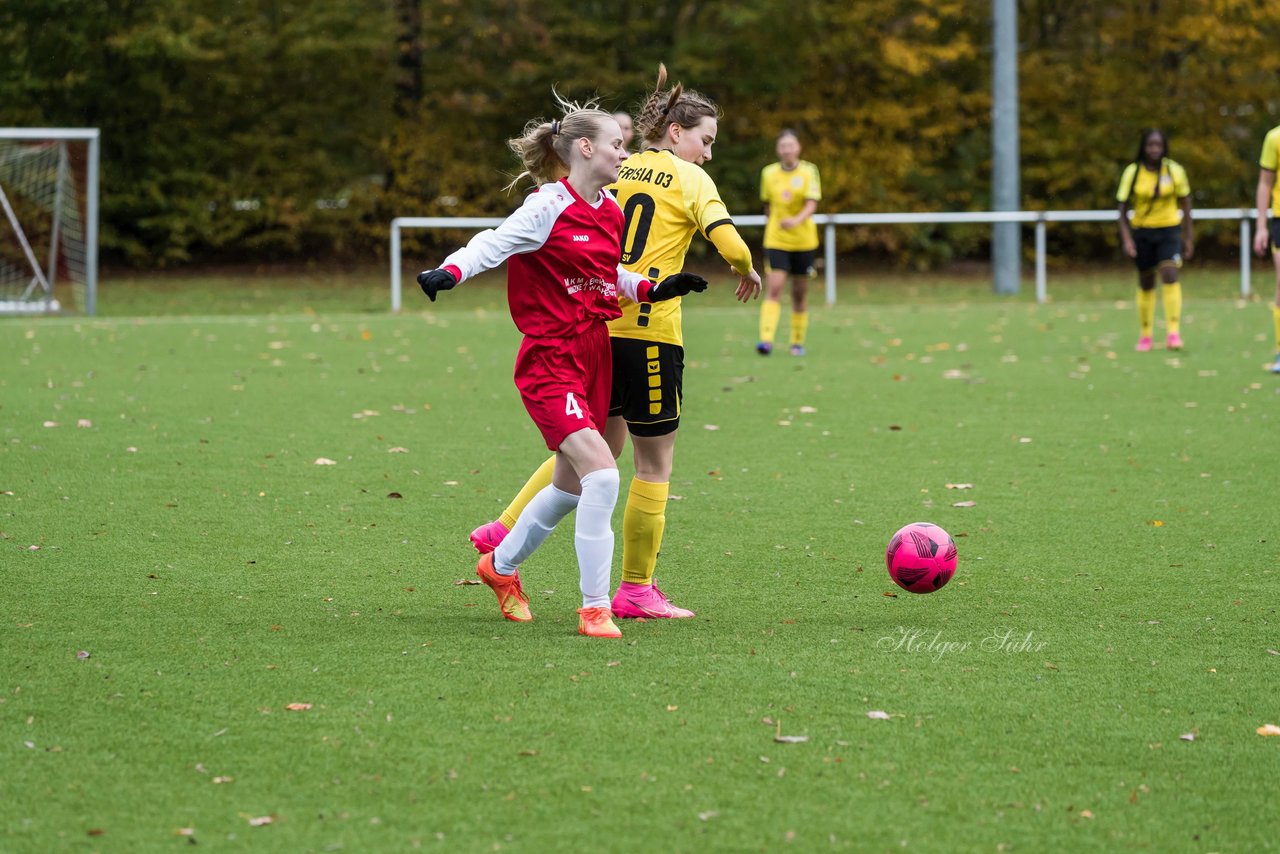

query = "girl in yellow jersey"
[1116, 128, 1194, 352]
[757, 130, 822, 356]
[1251, 122, 1280, 374]
[469, 65, 761, 619]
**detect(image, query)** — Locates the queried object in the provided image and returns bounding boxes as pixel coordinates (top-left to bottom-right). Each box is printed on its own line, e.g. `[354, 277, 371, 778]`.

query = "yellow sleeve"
[1261, 127, 1280, 172]
[707, 222, 754, 277]
[1172, 161, 1190, 198]
[759, 166, 770, 202]
[804, 162, 822, 201]
[1116, 163, 1137, 203]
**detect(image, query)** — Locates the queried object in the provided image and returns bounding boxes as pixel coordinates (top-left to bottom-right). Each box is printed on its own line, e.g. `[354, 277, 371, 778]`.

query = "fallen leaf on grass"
[386, 492, 403, 499]
[176, 828, 195, 837]
[76, 650, 90, 660]
[697, 811, 719, 822]
[213, 776, 234, 784]
[1257, 724, 1280, 737]
[453, 579, 481, 586]
[76, 419, 92, 428]
[1147, 520, 1164, 527]
[313, 458, 337, 466]
[866, 710, 892, 720]
[86, 828, 106, 837]
[952, 500, 977, 508]
[1266, 649, 1279, 656]
[1079, 810, 1095, 819]
[774, 734, 809, 744]
[945, 483, 974, 490]
[1179, 732, 1196, 742]
[703, 424, 720, 431]
[388, 447, 409, 453]
[42, 421, 58, 428]
[246, 815, 275, 827]
[799, 406, 818, 414]
[666, 705, 678, 712]
[284, 703, 312, 712]
[517, 749, 539, 757]
[606, 661, 620, 667]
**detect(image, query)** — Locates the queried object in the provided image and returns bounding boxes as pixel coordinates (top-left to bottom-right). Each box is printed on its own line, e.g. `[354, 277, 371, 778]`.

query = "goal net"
[0, 129, 99, 315]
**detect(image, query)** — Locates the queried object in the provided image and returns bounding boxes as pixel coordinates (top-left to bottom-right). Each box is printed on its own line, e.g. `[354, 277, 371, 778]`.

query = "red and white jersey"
[441, 179, 651, 338]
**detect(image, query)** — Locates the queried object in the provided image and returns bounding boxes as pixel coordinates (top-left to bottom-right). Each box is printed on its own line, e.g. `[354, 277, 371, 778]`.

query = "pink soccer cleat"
[1135, 335, 1153, 352]
[610, 581, 696, 619]
[1166, 332, 1183, 351]
[469, 519, 510, 554]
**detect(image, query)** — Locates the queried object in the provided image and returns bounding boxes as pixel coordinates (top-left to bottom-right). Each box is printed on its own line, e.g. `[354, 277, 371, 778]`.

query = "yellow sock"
[498, 455, 556, 529]
[1162, 282, 1182, 336]
[621, 478, 668, 585]
[1136, 288, 1157, 337]
[790, 311, 809, 346]
[1272, 304, 1280, 350]
[759, 299, 781, 344]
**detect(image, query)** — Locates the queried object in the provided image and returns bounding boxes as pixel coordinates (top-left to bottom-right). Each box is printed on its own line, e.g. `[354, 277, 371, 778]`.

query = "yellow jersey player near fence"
[1252, 122, 1280, 374]
[757, 129, 822, 356]
[1115, 128, 1193, 353]
[468, 64, 761, 620]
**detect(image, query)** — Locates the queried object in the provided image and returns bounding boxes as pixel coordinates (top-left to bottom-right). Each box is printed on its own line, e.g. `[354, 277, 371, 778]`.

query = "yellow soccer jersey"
[608, 149, 745, 346]
[761, 160, 822, 251]
[1116, 158, 1190, 229]
[1260, 125, 1280, 215]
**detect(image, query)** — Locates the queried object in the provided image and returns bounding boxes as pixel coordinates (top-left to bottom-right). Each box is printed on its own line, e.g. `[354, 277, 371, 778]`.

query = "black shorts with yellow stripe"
[608, 337, 683, 437]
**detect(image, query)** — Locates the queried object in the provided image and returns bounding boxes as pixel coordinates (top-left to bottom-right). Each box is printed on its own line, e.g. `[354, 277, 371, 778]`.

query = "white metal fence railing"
[389, 208, 1259, 312]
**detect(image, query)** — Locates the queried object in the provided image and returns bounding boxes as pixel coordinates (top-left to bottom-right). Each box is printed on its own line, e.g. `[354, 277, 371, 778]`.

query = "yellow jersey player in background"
[1116, 128, 1194, 352]
[757, 129, 822, 356]
[469, 64, 761, 619]
[1252, 122, 1280, 373]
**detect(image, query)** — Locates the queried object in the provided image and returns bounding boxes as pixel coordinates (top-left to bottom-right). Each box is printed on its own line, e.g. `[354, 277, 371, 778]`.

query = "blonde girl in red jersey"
[417, 96, 707, 638]
[468, 67, 761, 620]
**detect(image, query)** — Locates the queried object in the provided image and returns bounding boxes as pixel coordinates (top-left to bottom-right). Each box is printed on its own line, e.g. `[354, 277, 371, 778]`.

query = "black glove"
[648, 272, 708, 302]
[417, 268, 458, 302]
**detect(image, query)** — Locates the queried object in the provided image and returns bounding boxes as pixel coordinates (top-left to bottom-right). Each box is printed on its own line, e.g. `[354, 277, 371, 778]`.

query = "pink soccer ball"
[886, 522, 957, 594]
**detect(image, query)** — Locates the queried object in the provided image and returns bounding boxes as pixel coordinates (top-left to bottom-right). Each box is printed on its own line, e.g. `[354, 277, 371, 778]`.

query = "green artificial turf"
[2, 270, 1278, 852]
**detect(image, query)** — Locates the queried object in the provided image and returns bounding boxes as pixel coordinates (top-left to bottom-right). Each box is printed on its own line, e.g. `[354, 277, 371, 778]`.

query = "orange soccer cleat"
[577, 607, 622, 638]
[476, 552, 532, 622]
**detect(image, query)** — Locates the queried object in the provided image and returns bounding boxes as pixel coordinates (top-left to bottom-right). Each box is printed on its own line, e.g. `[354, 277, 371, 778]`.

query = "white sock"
[493, 485, 579, 575]
[575, 469, 620, 608]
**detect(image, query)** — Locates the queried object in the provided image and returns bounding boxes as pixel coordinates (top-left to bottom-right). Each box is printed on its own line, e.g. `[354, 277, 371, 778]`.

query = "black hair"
[1127, 128, 1170, 206]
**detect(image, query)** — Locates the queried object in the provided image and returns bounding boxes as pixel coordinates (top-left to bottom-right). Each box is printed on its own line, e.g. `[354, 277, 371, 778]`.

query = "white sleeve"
[440, 187, 565, 282]
[615, 266, 650, 303]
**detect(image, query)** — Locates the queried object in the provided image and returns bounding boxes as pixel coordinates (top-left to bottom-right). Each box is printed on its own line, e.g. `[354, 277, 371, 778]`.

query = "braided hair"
[634, 63, 721, 145]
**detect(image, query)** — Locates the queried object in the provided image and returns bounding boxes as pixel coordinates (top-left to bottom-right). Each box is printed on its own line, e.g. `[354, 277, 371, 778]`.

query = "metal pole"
[1240, 214, 1251, 298]
[85, 131, 99, 315]
[47, 143, 67, 307]
[390, 219, 402, 312]
[824, 221, 837, 306]
[1034, 218, 1046, 303]
[992, 0, 1020, 294]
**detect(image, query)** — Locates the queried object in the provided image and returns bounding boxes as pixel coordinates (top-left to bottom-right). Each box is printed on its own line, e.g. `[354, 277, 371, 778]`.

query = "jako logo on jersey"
[572, 234, 590, 242]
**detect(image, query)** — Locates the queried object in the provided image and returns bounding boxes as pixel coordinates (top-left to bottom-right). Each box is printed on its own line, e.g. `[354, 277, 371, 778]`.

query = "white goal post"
[0, 128, 100, 315]
[389, 208, 1256, 311]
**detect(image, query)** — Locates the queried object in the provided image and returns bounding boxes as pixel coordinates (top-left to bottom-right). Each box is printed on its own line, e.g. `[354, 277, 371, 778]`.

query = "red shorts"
[514, 323, 612, 450]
